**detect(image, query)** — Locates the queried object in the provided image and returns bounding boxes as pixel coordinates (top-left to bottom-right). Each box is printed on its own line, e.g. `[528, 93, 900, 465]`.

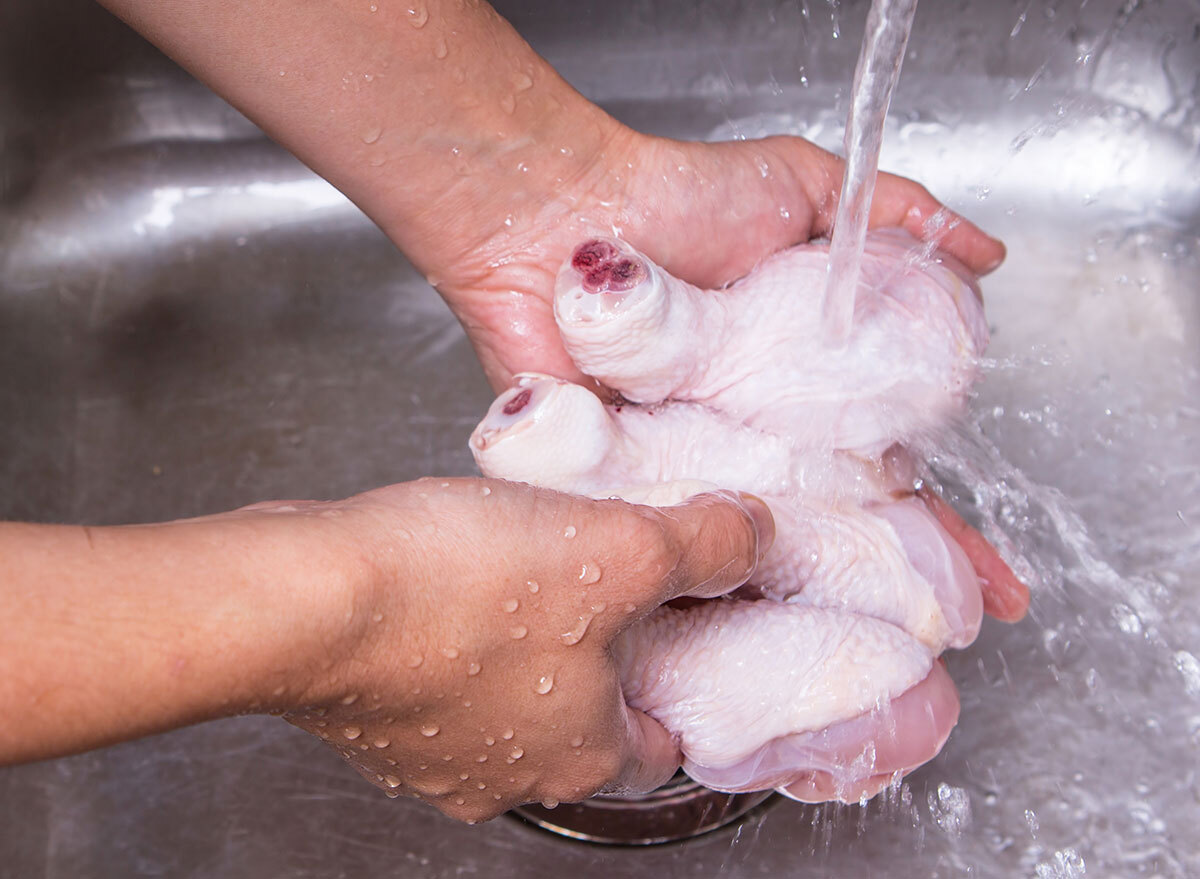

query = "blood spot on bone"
[607, 259, 645, 290]
[572, 239, 618, 273]
[502, 388, 532, 416]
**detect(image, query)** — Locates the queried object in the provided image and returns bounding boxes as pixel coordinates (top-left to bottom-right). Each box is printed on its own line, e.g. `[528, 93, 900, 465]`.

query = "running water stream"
[821, 0, 919, 342]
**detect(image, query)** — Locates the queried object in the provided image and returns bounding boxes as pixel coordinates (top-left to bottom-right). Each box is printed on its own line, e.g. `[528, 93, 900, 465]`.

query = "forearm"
[0, 513, 365, 763]
[96, 0, 622, 275]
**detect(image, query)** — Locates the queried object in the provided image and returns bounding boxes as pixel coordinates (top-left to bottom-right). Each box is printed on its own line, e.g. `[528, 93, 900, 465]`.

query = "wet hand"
[428, 125, 1006, 391]
[277, 478, 773, 823]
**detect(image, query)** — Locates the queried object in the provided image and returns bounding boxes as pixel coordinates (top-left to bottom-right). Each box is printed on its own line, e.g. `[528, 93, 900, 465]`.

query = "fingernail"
[738, 492, 776, 558]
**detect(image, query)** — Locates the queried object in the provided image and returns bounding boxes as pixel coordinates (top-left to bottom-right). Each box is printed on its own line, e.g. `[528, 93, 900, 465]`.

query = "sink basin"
[2, 0, 1197, 875]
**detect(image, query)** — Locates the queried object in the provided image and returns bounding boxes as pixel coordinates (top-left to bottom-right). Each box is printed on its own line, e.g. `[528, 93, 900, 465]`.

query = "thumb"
[653, 490, 776, 601]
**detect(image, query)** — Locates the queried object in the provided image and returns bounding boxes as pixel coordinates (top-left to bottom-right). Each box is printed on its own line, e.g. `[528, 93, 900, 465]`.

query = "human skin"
[0, 480, 772, 822]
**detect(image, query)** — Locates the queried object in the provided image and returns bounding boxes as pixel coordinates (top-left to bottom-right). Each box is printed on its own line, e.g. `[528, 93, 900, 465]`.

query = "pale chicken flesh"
[471, 229, 993, 803]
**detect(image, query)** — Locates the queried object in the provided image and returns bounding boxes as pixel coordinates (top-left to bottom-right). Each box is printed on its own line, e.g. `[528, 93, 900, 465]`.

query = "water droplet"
[362, 126, 383, 144]
[569, 734, 584, 748]
[558, 146, 574, 157]
[476, 754, 488, 763]
[459, 772, 470, 780]
[779, 206, 791, 220]
[541, 797, 559, 809]
[562, 525, 576, 539]
[577, 561, 602, 584]
[441, 754, 453, 762]
[527, 579, 540, 594]
[368, 3, 377, 11]
[559, 616, 593, 646]
[534, 674, 554, 695]
[480, 485, 491, 496]
[510, 746, 525, 760]
[513, 71, 533, 91]
[385, 789, 400, 798]
[341, 693, 360, 706]
[500, 94, 516, 114]
[420, 724, 441, 737]
[433, 37, 448, 59]
[467, 661, 482, 676]
[406, 654, 424, 669]
[454, 797, 465, 806]
[503, 214, 514, 227]
[372, 611, 384, 623]
[502, 598, 519, 613]
[510, 625, 528, 640]
[343, 726, 362, 740]
[484, 736, 495, 746]
[406, 4, 429, 27]
[477, 782, 487, 790]
[502, 728, 514, 740]
[441, 646, 460, 659]
[373, 737, 391, 748]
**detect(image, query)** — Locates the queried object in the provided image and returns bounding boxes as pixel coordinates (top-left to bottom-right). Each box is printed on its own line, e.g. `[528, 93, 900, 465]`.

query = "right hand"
[275, 477, 774, 823]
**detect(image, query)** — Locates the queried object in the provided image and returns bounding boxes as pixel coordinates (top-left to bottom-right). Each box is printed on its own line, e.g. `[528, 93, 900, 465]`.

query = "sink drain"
[510, 774, 775, 845]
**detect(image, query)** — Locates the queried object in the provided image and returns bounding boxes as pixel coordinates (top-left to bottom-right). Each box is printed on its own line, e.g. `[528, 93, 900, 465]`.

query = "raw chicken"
[554, 229, 989, 456]
[470, 229, 997, 803]
[471, 373, 983, 654]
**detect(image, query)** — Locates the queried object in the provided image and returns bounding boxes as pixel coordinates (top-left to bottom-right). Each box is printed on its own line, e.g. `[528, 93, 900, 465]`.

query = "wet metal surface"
[2, 0, 1198, 876]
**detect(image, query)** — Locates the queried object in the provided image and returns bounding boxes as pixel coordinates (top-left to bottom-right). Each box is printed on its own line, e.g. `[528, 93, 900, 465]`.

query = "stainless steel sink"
[2, 0, 1197, 876]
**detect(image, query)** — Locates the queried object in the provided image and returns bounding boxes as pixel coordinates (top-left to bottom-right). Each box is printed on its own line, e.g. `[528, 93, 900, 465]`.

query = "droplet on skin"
[343, 727, 362, 740]
[433, 37, 448, 59]
[534, 674, 554, 695]
[406, 4, 429, 27]
[467, 661, 481, 676]
[420, 724, 441, 737]
[510, 625, 528, 640]
[385, 790, 400, 798]
[502, 598, 519, 613]
[441, 646, 460, 659]
[341, 693, 360, 706]
[484, 736, 496, 746]
[509, 746, 524, 759]
[372, 612, 384, 623]
[500, 94, 516, 115]
[559, 616, 592, 646]
[406, 654, 424, 669]
[513, 71, 533, 91]
[577, 562, 602, 585]
[477, 782, 487, 790]
[459, 772, 470, 781]
[480, 486, 491, 496]
[373, 738, 391, 749]
[476, 754, 488, 763]
[569, 734, 584, 748]
[382, 774, 402, 788]
[562, 525, 576, 539]
[455, 797, 465, 806]
[527, 579, 540, 594]
[542, 798, 559, 809]
[502, 728, 514, 740]
[362, 127, 383, 144]
[442, 754, 453, 762]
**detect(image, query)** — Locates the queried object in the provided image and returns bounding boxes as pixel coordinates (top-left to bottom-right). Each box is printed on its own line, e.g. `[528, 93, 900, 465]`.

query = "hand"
[275, 478, 774, 822]
[429, 126, 1008, 390]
